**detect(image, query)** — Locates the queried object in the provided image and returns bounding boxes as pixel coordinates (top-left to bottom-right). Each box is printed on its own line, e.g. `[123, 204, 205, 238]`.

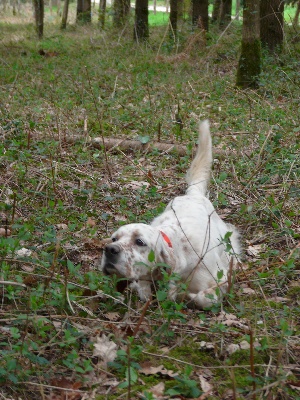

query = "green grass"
[0, 6, 300, 400]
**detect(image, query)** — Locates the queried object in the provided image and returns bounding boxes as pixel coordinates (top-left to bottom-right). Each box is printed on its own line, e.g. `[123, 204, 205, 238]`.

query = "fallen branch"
[92, 137, 189, 156]
[65, 136, 227, 157]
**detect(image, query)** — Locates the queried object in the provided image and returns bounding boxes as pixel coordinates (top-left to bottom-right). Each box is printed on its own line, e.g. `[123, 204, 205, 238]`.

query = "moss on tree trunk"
[134, 0, 149, 41]
[236, 0, 261, 89]
[236, 39, 261, 88]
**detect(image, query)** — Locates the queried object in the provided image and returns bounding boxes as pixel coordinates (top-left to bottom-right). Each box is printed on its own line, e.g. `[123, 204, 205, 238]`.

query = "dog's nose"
[105, 243, 121, 256]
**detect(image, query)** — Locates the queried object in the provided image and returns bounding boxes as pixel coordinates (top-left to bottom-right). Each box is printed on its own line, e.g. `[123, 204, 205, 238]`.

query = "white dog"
[101, 121, 240, 308]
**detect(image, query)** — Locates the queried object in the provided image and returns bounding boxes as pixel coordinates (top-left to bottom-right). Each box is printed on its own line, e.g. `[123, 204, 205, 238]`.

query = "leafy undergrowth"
[0, 14, 300, 400]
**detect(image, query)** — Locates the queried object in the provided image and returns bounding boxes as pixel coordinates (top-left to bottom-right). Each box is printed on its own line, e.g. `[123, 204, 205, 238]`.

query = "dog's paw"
[188, 290, 219, 309]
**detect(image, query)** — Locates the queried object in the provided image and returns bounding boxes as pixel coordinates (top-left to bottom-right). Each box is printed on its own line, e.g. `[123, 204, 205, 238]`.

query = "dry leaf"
[140, 364, 178, 377]
[199, 374, 213, 393]
[226, 343, 240, 355]
[226, 339, 260, 355]
[47, 377, 82, 400]
[147, 382, 165, 399]
[93, 334, 117, 367]
[240, 287, 256, 295]
[86, 217, 96, 227]
[15, 247, 32, 257]
[0, 228, 11, 237]
[56, 223, 68, 230]
[124, 180, 150, 190]
[104, 312, 120, 321]
[267, 296, 290, 303]
[199, 341, 215, 350]
[246, 244, 263, 258]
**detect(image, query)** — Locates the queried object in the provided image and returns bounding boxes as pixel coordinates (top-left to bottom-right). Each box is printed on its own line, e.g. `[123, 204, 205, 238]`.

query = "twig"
[249, 329, 256, 400]
[132, 298, 151, 337]
[143, 351, 268, 370]
[0, 280, 27, 288]
[85, 66, 112, 180]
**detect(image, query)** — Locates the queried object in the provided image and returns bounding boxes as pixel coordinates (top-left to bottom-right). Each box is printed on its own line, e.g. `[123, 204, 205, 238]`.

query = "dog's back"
[185, 120, 212, 196]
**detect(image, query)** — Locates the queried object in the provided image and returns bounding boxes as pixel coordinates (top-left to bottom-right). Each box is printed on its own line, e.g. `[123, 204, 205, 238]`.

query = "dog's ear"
[154, 246, 175, 277]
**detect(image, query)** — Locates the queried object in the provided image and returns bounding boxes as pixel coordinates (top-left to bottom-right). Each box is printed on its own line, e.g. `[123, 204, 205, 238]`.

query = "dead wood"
[65, 136, 227, 157]
[91, 137, 189, 156]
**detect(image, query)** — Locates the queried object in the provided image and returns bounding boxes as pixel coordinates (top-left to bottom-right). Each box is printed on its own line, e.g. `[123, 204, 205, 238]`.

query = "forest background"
[0, 0, 300, 399]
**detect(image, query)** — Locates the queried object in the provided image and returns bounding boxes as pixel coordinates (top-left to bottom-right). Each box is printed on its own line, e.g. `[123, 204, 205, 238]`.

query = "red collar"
[160, 231, 172, 248]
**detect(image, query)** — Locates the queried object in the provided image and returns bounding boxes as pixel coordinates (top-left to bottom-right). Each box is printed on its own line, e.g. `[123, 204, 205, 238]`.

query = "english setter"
[101, 121, 240, 308]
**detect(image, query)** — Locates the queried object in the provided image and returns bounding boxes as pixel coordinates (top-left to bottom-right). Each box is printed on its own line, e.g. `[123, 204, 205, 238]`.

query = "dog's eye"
[112, 237, 118, 242]
[136, 238, 146, 246]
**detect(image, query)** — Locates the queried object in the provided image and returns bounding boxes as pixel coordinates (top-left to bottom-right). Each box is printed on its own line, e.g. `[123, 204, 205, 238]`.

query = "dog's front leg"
[129, 280, 152, 301]
[168, 280, 178, 301]
[188, 282, 228, 309]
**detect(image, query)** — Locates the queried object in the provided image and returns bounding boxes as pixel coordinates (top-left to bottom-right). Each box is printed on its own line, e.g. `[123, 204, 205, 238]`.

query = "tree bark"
[293, 0, 300, 26]
[113, 0, 130, 27]
[98, 0, 106, 28]
[236, 0, 261, 89]
[169, 0, 178, 36]
[219, 0, 232, 26]
[134, 0, 149, 41]
[76, 0, 91, 23]
[192, 0, 209, 31]
[165, 0, 169, 13]
[61, 0, 70, 29]
[260, 0, 284, 53]
[212, 0, 221, 23]
[33, 0, 44, 39]
[235, 0, 240, 20]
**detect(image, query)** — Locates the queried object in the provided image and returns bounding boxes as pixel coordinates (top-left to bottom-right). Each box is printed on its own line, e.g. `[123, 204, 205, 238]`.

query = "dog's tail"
[186, 120, 212, 196]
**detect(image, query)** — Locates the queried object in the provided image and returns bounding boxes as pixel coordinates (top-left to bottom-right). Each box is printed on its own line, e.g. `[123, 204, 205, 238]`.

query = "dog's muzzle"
[102, 243, 121, 275]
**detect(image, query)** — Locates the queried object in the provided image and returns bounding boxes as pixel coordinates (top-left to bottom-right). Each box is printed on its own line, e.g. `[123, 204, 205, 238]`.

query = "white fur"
[101, 120, 240, 309]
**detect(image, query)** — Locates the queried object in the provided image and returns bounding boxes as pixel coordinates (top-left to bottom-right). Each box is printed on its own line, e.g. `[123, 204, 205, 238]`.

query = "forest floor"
[0, 9, 300, 400]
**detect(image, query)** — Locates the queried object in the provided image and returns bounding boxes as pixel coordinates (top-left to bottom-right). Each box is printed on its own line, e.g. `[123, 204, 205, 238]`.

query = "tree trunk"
[134, 0, 149, 41]
[33, 0, 44, 39]
[192, 0, 208, 31]
[98, 0, 106, 28]
[260, 0, 284, 53]
[212, 0, 221, 23]
[113, 0, 130, 27]
[61, 0, 70, 29]
[235, 0, 240, 20]
[219, 0, 232, 26]
[153, 0, 156, 14]
[165, 0, 169, 13]
[76, 0, 91, 23]
[236, 0, 261, 89]
[169, 0, 178, 36]
[293, 0, 300, 27]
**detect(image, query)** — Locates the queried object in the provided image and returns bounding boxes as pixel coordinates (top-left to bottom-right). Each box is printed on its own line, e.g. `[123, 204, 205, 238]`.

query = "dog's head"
[101, 223, 174, 282]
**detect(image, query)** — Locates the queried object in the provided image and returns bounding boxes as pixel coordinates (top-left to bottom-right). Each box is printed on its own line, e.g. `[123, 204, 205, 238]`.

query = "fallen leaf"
[140, 364, 178, 378]
[15, 247, 32, 257]
[93, 334, 118, 367]
[226, 339, 260, 355]
[124, 180, 150, 190]
[147, 382, 165, 399]
[267, 296, 290, 303]
[0, 228, 11, 236]
[86, 217, 96, 228]
[199, 341, 215, 350]
[104, 312, 120, 321]
[246, 244, 264, 258]
[226, 343, 240, 355]
[199, 374, 213, 393]
[47, 377, 82, 400]
[56, 223, 68, 230]
[240, 287, 256, 295]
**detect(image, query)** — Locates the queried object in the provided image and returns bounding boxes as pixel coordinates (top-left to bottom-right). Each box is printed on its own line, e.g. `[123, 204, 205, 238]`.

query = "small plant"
[165, 365, 202, 398]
